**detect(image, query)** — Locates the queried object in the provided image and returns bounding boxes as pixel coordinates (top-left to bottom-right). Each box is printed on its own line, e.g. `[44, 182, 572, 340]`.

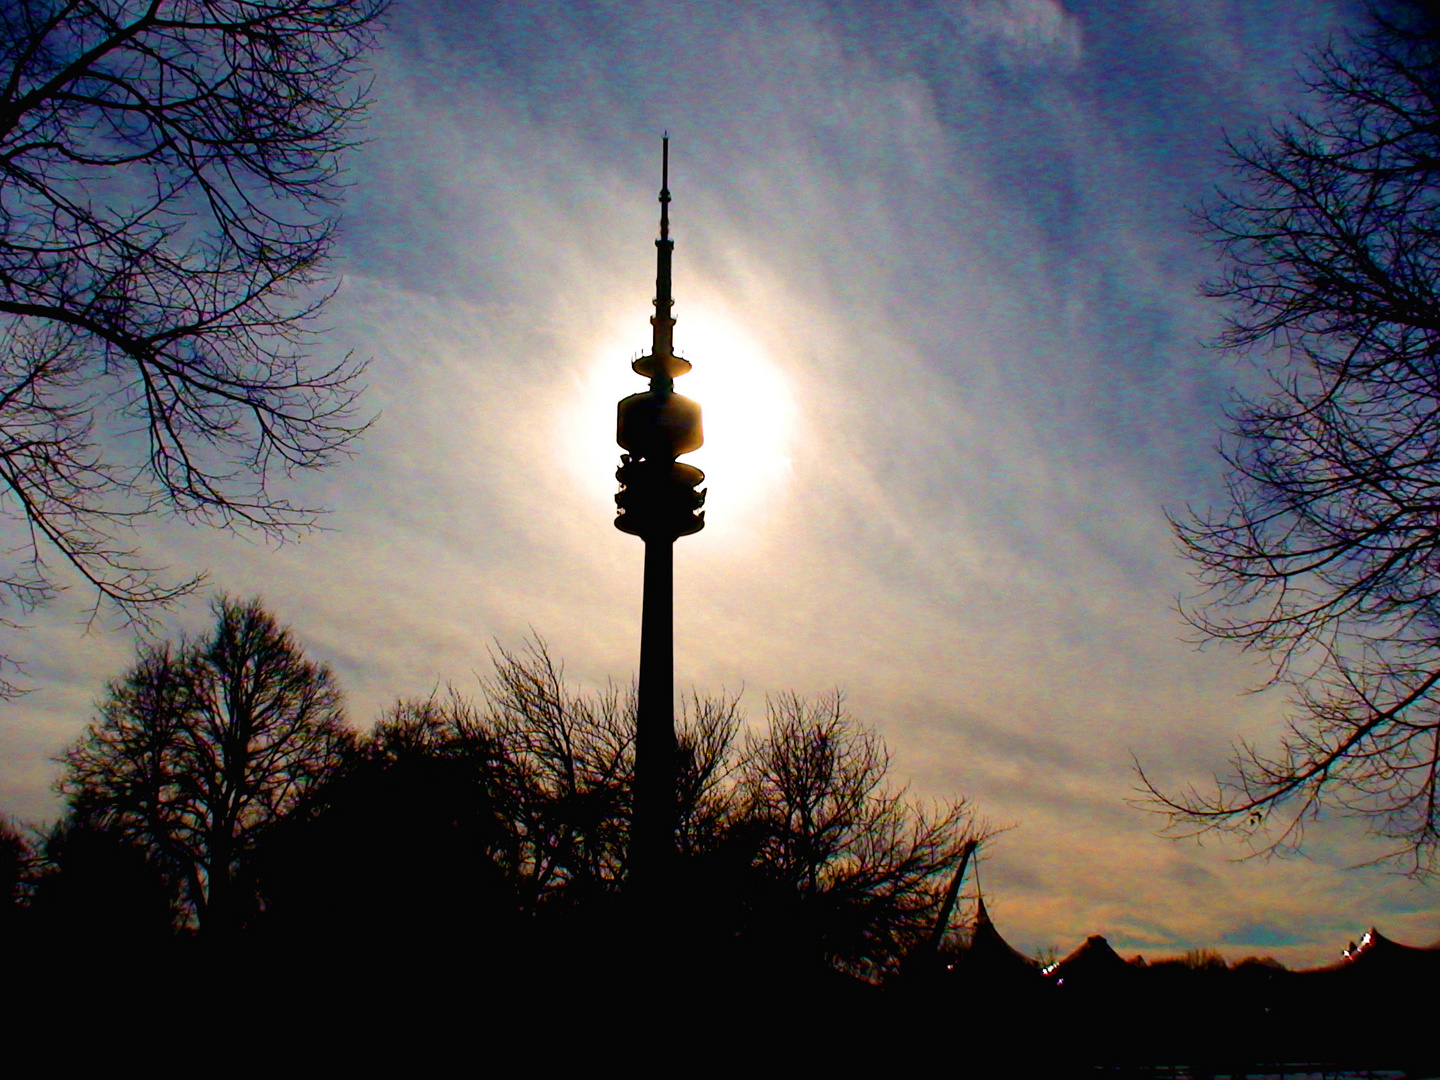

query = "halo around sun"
[566, 300, 795, 540]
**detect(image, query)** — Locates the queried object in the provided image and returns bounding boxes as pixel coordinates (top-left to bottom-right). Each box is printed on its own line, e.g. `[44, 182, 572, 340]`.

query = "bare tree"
[0, 0, 386, 683]
[1146, 1, 1440, 873]
[674, 688, 742, 858]
[739, 692, 983, 980]
[483, 639, 636, 905]
[57, 596, 351, 933]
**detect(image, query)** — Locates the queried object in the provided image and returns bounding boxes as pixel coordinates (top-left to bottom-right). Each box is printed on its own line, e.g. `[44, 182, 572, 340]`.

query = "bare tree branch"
[0, 0, 387, 691]
[1146, 1, 1440, 875]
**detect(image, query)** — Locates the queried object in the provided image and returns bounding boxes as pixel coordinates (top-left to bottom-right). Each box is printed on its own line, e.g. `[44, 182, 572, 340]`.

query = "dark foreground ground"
[5, 924, 1437, 1077]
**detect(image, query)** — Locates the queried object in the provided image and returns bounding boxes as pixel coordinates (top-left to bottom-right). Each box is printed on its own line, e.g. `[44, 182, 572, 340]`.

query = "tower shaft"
[614, 136, 706, 901]
[632, 535, 675, 890]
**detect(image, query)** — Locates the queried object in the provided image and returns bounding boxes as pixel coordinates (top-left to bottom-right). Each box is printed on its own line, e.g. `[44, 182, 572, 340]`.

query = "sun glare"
[566, 303, 795, 537]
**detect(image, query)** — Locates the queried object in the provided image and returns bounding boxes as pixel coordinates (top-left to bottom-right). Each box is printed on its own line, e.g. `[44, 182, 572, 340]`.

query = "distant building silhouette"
[954, 895, 1043, 988]
[1046, 932, 1136, 990]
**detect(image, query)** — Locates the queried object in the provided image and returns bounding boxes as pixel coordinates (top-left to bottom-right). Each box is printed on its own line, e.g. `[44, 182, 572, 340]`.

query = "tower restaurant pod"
[617, 389, 702, 460]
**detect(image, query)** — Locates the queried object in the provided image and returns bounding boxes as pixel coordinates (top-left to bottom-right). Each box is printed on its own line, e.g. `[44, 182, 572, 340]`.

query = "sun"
[566, 302, 796, 538]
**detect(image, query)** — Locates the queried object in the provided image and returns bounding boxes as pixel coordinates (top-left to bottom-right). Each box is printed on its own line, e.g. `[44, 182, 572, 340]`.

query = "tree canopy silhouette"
[256, 640, 985, 984]
[0, 0, 387, 692]
[1149, 1, 1440, 873]
[58, 596, 350, 934]
[42, 624, 986, 991]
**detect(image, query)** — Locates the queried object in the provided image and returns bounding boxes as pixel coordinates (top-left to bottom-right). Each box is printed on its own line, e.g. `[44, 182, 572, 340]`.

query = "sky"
[4, 0, 1437, 967]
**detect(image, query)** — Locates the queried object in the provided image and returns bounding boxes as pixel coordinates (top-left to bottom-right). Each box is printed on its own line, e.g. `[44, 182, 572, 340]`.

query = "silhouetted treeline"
[5, 601, 984, 1016]
[10, 600, 1436, 1069]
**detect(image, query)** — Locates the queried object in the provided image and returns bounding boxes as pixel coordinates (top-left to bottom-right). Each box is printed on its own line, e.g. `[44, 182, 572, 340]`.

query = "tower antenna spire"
[660, 132, 670, 240]
[647, 133, 679, 388]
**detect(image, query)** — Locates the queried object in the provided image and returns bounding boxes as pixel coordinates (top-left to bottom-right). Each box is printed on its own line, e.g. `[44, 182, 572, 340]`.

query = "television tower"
[615, 136, 706, 895]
